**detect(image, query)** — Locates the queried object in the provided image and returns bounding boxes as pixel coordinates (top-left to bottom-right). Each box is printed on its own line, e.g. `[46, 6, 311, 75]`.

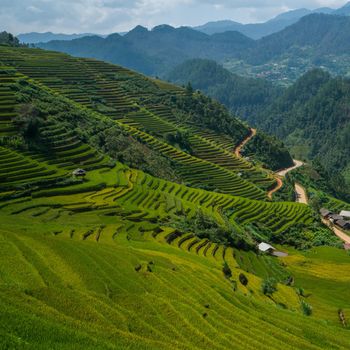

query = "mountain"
[167, 60, 350, 199]
[36, 13, 350, 83]
[38, 26, 254, 76]
[1, 39, 349, 350]
[242, 13, 350, 65]
[194, 5, 339, 39]
[167, 58, 279, 119]
[246, 69, 350, 198]
[17, 31, 106, 44]
[333, 1, 350, 15]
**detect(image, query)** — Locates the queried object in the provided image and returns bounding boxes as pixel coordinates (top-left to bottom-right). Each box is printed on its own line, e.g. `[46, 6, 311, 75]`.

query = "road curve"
[235, 128, 256, 157]
[276, 159, 304, 177]
[267, 177, 283, 200]
[268, 159, 304, 199]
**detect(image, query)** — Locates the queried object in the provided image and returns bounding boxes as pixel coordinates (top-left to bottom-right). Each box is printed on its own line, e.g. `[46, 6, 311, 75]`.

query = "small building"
[258, 242, 276, 254]
[72, 168, 86, 177]
[336, 219, 350, 230]
[339, 210, 350, 219]
[329, 214, 343, 223]
[320, 208, 332, 218]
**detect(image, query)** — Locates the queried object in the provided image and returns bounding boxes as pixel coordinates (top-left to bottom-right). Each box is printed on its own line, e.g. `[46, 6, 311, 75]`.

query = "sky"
[1, 0, 348, 35]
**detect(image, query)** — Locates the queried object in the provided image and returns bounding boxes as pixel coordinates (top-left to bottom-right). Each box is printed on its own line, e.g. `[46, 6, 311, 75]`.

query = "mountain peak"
[152, 24, 175, 32]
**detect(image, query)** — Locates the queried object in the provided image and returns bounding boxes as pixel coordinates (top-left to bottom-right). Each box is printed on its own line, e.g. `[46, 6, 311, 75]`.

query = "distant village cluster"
[320, 208, 350, 230]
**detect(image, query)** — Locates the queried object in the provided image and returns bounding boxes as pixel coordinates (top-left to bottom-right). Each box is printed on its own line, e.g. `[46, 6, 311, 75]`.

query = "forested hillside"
[167, 59, 278, 119]
[167, 61, 350, 199]
[0, 31, 20, 46]
[241, 14, 350, 65]
[250, 69, 350, 197]
[37, 26, 254, 76]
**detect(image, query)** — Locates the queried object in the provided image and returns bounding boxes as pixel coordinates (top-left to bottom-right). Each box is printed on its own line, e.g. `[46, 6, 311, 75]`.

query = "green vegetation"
[0, 42, 349, 349]
[261, 278, 278, 296]
[0, 31, 20, 46]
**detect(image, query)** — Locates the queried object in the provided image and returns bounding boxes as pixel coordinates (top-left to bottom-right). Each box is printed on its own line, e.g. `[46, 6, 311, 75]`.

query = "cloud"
[0, 0, 348, 34]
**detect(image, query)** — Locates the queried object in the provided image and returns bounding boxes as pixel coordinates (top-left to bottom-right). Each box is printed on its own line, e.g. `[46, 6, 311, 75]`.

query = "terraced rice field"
[0, 204, 349, 349]
[0, 46, 275, 198]
[0, 45, 349, 349]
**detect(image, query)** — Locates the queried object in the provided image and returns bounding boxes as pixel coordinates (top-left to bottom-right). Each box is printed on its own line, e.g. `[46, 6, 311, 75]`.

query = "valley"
[0, 16, 350, 349]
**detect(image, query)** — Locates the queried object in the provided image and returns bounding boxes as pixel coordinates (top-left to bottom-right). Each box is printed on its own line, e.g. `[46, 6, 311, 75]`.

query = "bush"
[222, 262, 232, 279]
[239, 273, 248, 286]
[261, 278, 277, 295]
[301, 300, 313, 316]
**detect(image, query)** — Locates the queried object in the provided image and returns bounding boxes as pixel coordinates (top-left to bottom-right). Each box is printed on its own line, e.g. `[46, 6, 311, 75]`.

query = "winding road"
[234, 130, 350, 247]
[235, 128, 256, 157]
[234, 129, 305, 200]
[268, 160, 305, 200]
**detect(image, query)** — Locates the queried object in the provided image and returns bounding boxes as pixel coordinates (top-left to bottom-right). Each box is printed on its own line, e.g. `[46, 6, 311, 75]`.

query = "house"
[72, 168, 86, 177]
[339, 210, 350, 219]
[258, 242, 276, 254]
[329, 214, 343, 223]
[320, 208, 332, 218]
[335, 219, 350, 230]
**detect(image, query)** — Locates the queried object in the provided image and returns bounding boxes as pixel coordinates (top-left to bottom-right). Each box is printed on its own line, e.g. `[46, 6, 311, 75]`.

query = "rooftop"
[258, 242, 276, 252]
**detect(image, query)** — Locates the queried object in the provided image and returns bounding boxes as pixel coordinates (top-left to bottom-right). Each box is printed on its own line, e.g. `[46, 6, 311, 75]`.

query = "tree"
[239, 273, 248, 286]
[222, 262, 232, 279]
[261, 278, 277, 295]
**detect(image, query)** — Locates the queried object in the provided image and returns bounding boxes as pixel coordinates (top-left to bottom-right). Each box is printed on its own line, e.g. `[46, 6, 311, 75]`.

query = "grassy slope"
[1, 213, 349, 349]
[0, 45, 349, 349]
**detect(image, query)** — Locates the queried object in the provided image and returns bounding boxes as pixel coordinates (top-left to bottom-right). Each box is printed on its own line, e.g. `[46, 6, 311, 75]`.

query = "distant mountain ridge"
[20, 1, 350, 45]
[37, 25, 254, 76]
[37, 12, 350, 81]
[194, 2, 349, 38]
[18, 32, 111, 44]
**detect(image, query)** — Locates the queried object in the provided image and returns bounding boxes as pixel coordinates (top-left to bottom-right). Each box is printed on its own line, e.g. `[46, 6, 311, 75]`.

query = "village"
[320, 208, 350, 231]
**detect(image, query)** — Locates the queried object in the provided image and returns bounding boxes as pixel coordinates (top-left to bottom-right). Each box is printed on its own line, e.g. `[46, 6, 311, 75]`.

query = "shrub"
[301, 300, 313, 316]
[222, 262, 232, 279]
[261, 278, 277, 295]
[239, 273, 248, 286]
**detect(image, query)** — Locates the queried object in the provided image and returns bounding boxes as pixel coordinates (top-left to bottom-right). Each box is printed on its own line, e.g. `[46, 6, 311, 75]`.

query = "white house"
[339, 210, 350, 219]
[258, 242, 276, 253]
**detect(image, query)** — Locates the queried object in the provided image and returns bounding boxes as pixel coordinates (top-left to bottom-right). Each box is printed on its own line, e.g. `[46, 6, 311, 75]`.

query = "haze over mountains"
[19, 2, 350, 43]
[38, 12, 350, 82]
[195, 1, 350, 38]
[18, 32, 107, 44]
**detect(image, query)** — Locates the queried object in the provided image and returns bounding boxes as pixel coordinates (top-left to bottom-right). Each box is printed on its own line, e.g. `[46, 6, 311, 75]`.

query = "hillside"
[247, 69, 350, 199]
[242, 14, 350, 65]
[194, 2, 350, 38]
[167, 60, 350, 199]
[36, 25, 254, 76]
[36, 13, 350, 84]
[194, 8, 329, 39]
[0, 44, 349, 348]
[167, 59, 278, 119]
[0, 31, 20, 46]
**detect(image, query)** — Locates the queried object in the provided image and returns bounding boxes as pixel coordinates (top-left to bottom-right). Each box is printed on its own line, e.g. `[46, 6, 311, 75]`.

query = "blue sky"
[1, 0, 348, 34]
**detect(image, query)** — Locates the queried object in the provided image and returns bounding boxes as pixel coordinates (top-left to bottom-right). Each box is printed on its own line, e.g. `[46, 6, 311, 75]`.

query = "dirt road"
[276, 159, 304, 177]
[267, 177, 283, 200]
[322, 218, 350, 245]
[268, 160, 304, 199]
[235, 128, 256, 157]
[294, 183, 308, 204]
